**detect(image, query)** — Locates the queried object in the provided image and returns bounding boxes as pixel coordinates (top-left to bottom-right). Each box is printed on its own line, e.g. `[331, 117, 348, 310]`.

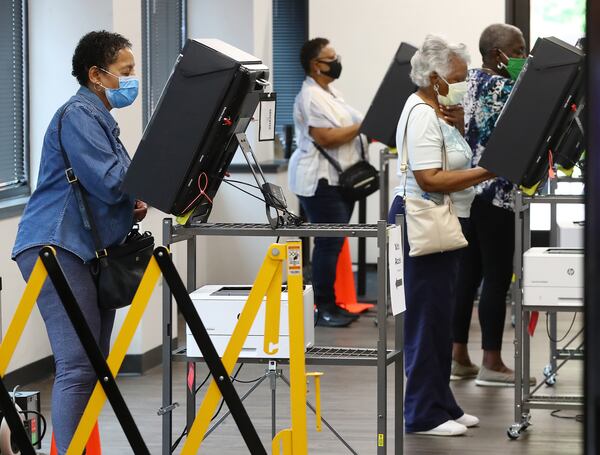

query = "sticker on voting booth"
[388, 225, 406, 315]
[259, 92, 276, 142]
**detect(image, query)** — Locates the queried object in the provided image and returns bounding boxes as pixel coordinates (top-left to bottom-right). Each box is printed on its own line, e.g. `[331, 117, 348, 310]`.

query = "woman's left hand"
[439, 104, 465, 134]
[134, 200, 148, 222]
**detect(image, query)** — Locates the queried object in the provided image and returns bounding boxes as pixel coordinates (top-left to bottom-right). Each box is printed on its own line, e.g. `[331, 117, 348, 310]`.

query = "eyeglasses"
[317, 54, 341, 63]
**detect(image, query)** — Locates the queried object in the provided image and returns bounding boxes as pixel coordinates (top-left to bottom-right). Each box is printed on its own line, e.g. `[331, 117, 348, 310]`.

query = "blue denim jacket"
[12, 86, 135, 262]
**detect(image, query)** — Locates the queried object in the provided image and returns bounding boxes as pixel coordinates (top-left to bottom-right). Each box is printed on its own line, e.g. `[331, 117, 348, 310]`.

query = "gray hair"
[409, 35, 471, 88]
[479, 23, 523, 59]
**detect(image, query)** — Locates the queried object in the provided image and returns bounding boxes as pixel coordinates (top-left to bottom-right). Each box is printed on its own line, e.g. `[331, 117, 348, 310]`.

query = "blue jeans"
[16, 247, 115, 454]
[298, 179, 354, 311]
[388, 196, 464, 432]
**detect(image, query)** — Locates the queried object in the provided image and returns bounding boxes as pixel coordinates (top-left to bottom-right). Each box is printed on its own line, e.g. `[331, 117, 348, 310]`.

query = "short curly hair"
[300, 38, 329, 74]
[410, 35, 470, 88]
[72, 30, 132, 86]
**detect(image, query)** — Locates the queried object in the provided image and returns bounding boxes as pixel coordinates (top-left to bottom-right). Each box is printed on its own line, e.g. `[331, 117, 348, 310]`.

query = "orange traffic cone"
[50, 421, 101, 455]
[334, 239, 374, 314]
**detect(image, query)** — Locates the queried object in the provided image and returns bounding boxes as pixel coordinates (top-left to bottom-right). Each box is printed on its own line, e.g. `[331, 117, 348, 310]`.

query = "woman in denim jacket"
[12, 31, 146, 453]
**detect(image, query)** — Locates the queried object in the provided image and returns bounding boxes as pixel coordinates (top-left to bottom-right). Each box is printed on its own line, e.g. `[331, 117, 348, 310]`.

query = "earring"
[94, 82, 103, 92]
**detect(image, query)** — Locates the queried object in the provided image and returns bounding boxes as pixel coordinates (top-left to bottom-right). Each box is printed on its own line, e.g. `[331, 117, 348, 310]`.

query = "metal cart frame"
[509, 189, 584, 439]
[160, 220, 404, 454]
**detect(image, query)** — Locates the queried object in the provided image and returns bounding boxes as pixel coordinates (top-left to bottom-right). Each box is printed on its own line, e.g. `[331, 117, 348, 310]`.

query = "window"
[272, 0, 308, 157]
[142, 0, 186, 125]
[0, 0, 28, 206]
[530, 0, 586, 46]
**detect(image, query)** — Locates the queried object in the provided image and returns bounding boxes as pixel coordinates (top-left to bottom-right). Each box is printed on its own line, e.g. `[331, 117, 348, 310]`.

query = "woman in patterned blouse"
[451, 24, 535, 387]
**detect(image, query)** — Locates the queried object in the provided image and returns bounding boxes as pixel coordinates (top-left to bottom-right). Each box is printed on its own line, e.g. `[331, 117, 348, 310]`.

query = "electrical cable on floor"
[550, 409, 584, 422]
[545, 312, 578, 343]
[171, 363, 246, 452]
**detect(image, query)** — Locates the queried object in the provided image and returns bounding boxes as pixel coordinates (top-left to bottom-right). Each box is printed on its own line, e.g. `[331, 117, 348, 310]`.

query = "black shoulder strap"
[57, 106, 107, 258]
[312, 134, 367, 174]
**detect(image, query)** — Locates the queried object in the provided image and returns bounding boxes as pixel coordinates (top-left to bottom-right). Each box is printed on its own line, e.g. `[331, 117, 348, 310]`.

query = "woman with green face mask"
[451, 24, 538, 388]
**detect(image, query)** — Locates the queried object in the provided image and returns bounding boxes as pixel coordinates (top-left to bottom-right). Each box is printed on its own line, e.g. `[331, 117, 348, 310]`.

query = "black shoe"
[333, 306, 360, 321]
[315, 309, 354, 327]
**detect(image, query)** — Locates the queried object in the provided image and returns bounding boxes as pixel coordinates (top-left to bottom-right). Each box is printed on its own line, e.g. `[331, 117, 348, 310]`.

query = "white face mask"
[436, 75, 468, 106]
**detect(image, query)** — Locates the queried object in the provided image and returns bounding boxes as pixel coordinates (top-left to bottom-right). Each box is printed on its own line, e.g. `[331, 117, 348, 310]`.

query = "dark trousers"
[388, 196, 463, 432]
[298, 179, 354, 310]
[453, 196, 515, 351]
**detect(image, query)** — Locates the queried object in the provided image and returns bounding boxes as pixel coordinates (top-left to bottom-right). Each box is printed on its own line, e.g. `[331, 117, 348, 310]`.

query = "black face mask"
[320, 59, 342, 79]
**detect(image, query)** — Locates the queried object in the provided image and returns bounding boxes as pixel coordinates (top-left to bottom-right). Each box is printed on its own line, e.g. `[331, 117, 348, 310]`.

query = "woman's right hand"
[476, 166, 496, 180]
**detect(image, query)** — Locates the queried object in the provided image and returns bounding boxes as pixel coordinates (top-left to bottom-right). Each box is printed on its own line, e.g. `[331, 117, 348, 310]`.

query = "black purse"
[313, 136, 379, 201]
[57, 108, 154, 310]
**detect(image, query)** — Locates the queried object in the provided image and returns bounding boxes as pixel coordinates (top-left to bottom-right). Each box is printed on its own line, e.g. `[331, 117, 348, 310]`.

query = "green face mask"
[506, 57, 526, 80]
[499, 50, 526, 80]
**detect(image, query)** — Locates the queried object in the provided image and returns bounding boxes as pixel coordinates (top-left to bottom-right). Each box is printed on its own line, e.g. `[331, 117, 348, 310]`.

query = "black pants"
[298, 179, 354, 311]
[453, 196, 515, 351]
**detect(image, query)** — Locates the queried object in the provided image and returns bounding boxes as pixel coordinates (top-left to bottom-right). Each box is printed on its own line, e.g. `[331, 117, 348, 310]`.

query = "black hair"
[71, 30, 132, 86]
[300, 37, 329, 74]
[479, 23, 522, 60]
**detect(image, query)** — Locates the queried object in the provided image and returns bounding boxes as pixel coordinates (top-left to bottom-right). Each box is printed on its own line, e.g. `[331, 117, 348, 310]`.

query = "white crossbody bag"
[400, 103, 468, 257]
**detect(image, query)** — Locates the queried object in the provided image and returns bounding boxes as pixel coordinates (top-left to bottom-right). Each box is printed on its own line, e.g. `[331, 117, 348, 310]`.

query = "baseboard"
[3, 355, 55, 389]
[2, 337, 179, 385]
[119, 337, 178, 376]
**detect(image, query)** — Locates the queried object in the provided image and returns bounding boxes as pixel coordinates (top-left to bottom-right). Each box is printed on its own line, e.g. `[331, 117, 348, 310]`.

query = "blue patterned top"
[464, 68, 516, 211]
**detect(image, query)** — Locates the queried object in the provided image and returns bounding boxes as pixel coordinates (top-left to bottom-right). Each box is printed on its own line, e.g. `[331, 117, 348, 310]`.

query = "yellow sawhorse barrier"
[0, 241, 318, 454]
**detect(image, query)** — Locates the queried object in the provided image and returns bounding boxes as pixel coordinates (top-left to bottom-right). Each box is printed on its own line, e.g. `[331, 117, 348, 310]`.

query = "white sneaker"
[455, 413, 479, 428]
[414, 420, 467, 436]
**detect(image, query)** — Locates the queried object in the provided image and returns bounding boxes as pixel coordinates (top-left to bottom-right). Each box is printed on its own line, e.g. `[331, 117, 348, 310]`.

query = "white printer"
[523, 247, 583, 308]
[187, 284, 314, 359]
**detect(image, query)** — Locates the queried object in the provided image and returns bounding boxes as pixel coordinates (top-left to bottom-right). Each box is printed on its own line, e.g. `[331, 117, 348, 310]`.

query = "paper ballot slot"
[523, 247, 583, 308]
[186, 285, 314, 358]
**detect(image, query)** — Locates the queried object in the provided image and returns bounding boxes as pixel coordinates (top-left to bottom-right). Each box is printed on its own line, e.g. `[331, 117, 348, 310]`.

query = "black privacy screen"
[122, 39, 269, 222]
[479, 36, 584, 188]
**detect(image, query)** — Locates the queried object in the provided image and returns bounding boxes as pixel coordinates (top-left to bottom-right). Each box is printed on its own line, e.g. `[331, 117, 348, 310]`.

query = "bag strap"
[401, 102, 450, 199]
[57, 106, 107, 258]
[312, 134, 367, 175]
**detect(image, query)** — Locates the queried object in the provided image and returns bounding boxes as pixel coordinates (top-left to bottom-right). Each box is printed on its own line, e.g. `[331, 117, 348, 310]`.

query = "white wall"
[29, 0, 113, 188]
[187, 0, 274, 164]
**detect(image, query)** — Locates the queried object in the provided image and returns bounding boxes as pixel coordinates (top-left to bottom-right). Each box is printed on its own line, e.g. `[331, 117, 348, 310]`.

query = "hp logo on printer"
[567, 268, 575, 276]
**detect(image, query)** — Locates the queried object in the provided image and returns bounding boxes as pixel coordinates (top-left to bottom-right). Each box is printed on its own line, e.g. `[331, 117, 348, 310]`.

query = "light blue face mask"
[99, 68, 139, 109]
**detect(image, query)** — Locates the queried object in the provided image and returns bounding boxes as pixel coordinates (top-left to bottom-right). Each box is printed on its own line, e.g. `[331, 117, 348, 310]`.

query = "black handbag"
[57, 107, 154, 310]
[313, 136, 379, 201]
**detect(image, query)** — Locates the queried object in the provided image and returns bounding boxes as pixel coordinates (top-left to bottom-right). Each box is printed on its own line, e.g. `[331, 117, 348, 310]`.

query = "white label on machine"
[388, 226, 406, 315]
[258, 92, 276, 141]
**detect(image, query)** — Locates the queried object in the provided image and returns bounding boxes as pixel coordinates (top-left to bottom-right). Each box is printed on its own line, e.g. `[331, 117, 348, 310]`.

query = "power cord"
[171, 363, 246, 453]
[545, 312, 578, 343]
[222, 179, 267, 204]
[18, 409, 47, 444]
[550, 409, 583, 423]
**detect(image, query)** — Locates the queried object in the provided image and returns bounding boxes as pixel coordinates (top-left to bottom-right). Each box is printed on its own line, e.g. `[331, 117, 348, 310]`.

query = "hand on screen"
[134, 200, 148, 222]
